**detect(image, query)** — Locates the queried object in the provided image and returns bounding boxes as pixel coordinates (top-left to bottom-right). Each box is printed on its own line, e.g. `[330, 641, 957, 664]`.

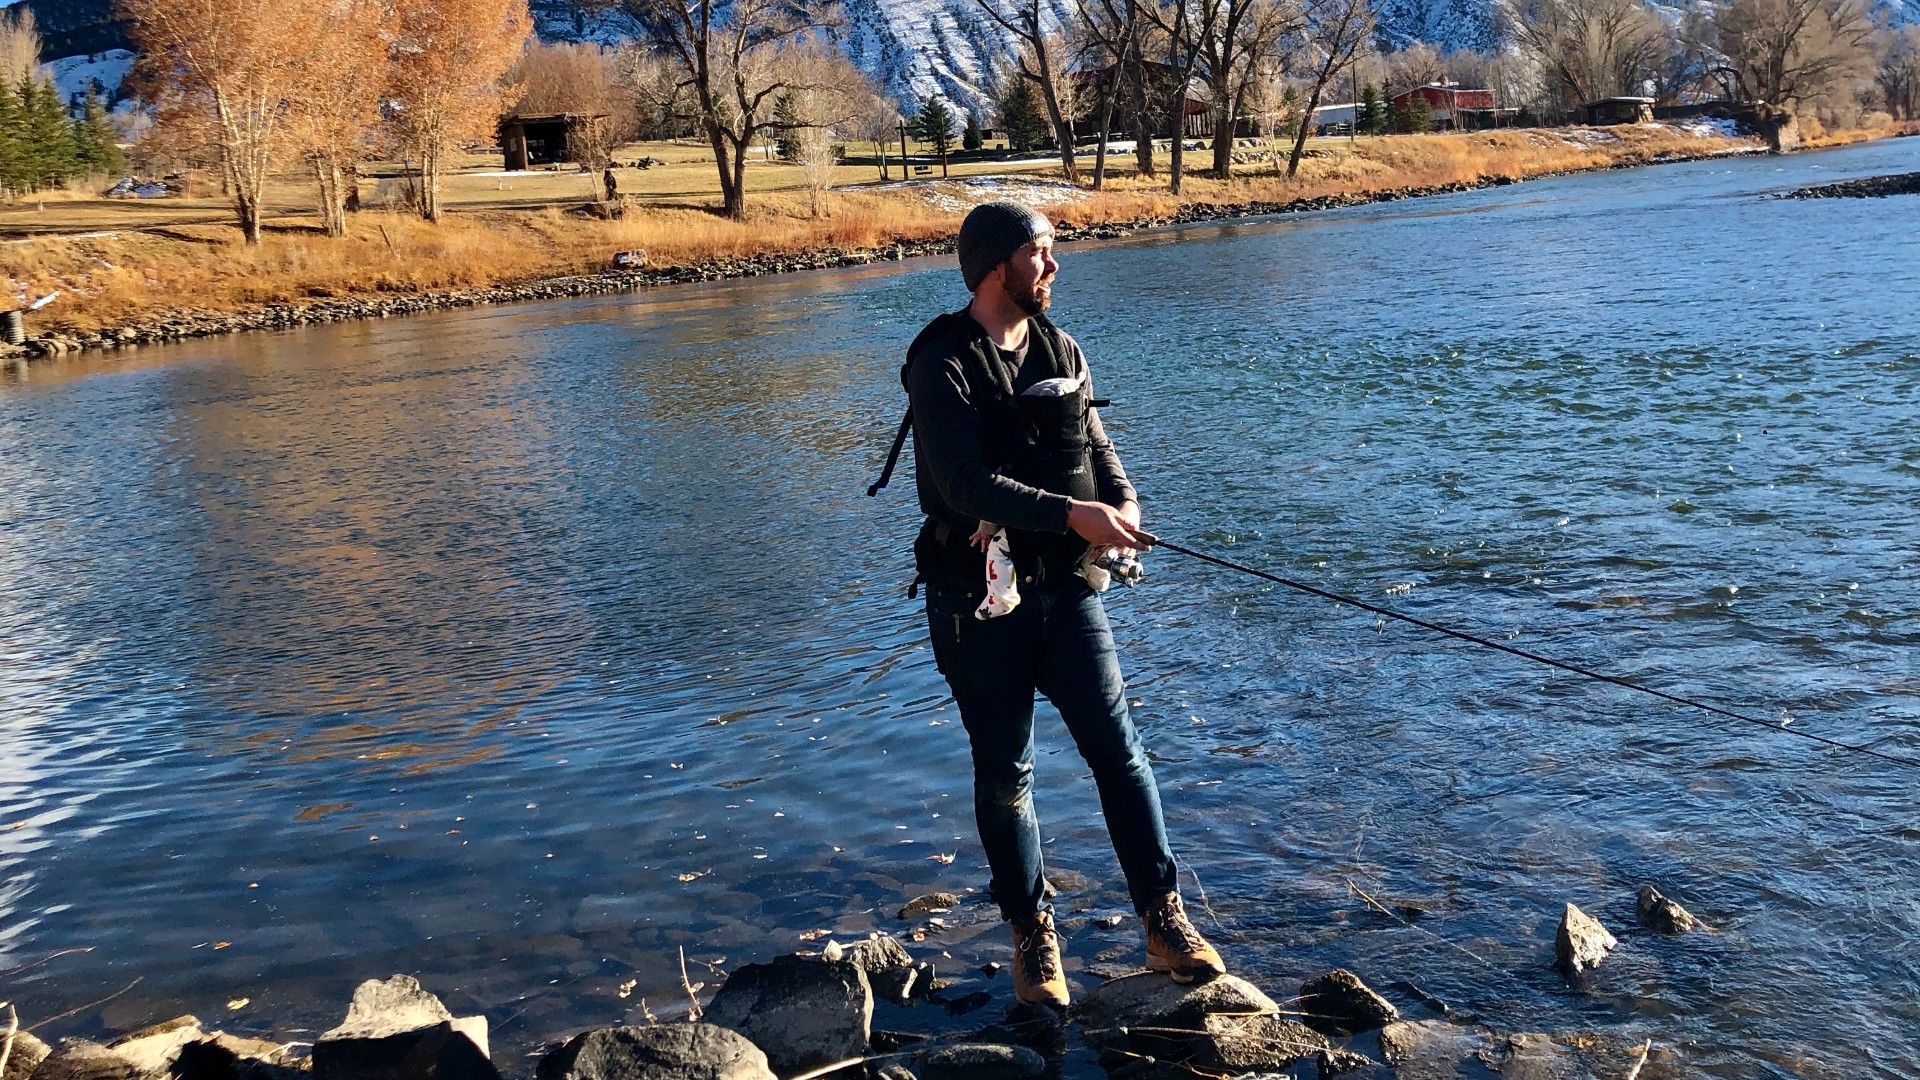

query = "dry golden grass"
[0, 122, 1829, 336]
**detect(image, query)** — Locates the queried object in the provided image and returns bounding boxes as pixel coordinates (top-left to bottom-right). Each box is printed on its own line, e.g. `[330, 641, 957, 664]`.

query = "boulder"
[313, 975, 496, 1080]
[916, 1043, 1044, 1080]
[4, 1028, 50, 1080]
[1297, 969, 1397, 1036]
[1634, 886, 1697, 934]
[534, 1025, 773, 1080]
[1073, 973, 1324, 1074]
[24, 1040, 141, 1080]
[1313, 1047, 1377, 1078]
[109, 1017, 205, 1075]
[702, 956, 871, 1077]
[824, 935, 916, 1002]
[1379, 1021, 1495, 1080]
[1554, 904, 1617, 975]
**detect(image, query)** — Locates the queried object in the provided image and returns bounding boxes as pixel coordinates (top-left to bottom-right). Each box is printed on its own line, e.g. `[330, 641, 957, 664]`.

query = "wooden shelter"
[1581, 97, 1656, 125]
[498, 113, 611, 170]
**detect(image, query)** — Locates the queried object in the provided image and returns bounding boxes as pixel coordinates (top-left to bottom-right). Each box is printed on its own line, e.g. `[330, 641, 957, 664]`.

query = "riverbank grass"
[0, 122, 1833, 336]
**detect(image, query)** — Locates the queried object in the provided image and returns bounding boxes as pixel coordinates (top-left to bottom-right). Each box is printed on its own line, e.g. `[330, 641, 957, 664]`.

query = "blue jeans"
[925, 577, 1179, 921]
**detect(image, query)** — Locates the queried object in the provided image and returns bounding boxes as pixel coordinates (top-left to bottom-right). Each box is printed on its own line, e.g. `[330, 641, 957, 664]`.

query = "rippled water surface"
[4, 139, 1920, 1076]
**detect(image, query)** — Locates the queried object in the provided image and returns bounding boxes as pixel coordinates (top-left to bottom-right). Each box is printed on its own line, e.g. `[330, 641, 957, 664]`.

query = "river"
[3, 137, 1919, 1076]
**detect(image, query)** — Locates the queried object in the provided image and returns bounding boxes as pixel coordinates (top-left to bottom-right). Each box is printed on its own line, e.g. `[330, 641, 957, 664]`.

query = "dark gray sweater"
[906, 312, 1136, 537]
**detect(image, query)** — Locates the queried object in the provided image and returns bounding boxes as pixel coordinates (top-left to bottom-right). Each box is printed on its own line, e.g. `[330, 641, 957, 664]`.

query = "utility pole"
[899, 118, 911, 176]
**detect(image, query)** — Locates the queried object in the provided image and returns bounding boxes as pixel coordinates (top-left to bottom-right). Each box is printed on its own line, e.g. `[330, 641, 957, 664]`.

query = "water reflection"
[2, 137, 1919, 1076]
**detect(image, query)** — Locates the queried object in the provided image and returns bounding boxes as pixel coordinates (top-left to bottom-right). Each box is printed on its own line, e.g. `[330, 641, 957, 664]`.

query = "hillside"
[19, 0, 1920, 119]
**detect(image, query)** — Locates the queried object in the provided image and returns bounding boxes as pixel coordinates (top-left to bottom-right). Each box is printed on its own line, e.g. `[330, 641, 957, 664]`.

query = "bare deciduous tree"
[1199, 0, 1301, 176]
[977, 0, 1085, 181]
[1286, 0, 1370, 175]
[1878, 23, 1920, 119]
[1073, 0, 1140, 187]
[387, 0, 531, 222]
[0, 7, 40, 87]
[1141, 0, 1220, 192]
[1505, 0, 1668, 112]
[781, 46, 868, 215]
[1712, 0, 1874, 114]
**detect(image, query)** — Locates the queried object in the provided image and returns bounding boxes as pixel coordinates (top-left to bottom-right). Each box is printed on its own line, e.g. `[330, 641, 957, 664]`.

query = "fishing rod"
[1135, 533, 1920, 773]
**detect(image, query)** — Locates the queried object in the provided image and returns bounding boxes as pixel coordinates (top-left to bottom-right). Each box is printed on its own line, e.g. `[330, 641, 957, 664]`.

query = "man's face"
[999, 236, 1058, 317]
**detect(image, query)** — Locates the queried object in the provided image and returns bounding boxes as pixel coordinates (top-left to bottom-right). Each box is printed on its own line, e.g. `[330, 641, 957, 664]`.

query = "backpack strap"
[866, 409, 912, 497]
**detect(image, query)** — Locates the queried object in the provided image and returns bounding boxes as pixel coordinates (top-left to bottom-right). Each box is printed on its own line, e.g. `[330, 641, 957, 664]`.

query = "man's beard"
[1006, 275, 1052, 317]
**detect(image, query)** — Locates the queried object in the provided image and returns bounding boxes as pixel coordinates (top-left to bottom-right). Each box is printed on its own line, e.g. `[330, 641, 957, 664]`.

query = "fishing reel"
[1095, 549, 1145, 587]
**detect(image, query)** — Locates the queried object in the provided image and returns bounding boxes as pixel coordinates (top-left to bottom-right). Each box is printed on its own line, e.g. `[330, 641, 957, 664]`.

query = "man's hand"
[1068, 499, 1152, 551]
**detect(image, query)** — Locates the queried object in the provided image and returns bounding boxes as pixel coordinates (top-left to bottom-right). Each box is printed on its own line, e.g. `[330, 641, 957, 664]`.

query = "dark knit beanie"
[957, 201, 1054, 291]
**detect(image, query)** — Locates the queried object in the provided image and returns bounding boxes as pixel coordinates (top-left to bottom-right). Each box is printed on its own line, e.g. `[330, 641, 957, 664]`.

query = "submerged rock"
[702, 955, 871, 1076]
[1382, 1021, 1653, 1080]
[897, 894, 958, 919]
[1554, 903, 1617, 975]
[1635, 886, 1697, 933]
[1297, 969, 1397, 1036]
[916, 1043, 1044, 1080]
[824, 934, 917, 1002]
[108, 1017, 205, 1076]
[534, 1025, 774, 1080]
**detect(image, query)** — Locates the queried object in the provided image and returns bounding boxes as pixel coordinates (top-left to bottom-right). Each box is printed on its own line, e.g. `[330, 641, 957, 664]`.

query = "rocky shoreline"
[1783, 170, 1920, 199]
[0, 144, 1760, 370]
[5, 886, 1700, 1080]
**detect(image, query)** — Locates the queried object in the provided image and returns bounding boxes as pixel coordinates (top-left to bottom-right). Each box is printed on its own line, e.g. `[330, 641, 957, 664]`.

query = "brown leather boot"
[1009, 910, 1070, 1008]
[1142, 892, 1226, 984]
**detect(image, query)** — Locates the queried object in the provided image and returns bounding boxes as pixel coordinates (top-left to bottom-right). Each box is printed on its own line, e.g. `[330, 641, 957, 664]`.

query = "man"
[901, 201, 1225, 1008]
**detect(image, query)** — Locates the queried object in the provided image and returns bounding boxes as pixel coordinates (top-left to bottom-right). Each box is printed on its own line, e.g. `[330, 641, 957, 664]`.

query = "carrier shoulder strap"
[868, 310, 968, 497]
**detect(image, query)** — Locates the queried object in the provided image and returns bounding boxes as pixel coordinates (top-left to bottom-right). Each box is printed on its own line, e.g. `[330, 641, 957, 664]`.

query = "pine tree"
[0, 79, 20, 196]
[996, 78, 1045, 153]
[913, 96, 956, 158]
[962, 111, 982, 151]
[18, 75, 77, 189]
[72, 86, 123, 176]
[1360, 84, 1384, 135]
[1407, 90, 1433, 133]
[773, 92, 801, 160]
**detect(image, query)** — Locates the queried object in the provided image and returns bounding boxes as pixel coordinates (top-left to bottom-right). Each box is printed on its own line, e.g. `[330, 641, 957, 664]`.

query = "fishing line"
[1141, 534, 1920, 773]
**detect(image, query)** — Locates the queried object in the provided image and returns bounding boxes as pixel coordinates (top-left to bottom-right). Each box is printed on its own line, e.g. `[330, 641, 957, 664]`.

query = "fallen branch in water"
[677, 947, 702, 1023]
[2, 1001, 18, 1080]
[0, 948, 95, 981]
[27, 978, 142, 1031]
[1344, 875, 1495, 970]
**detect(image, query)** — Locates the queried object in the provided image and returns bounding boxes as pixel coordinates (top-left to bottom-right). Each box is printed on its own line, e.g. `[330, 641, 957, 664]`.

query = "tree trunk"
[1092, 87, 1116, 188]
[1170, 117, 1185, 194]
[235, 190, 262, 245]
[1211, 102, 1235, 176]
[1037, 76, 1079, 183]
[1286, 79, 1329, 178]
[707, 121, 741, 218]
[1134, 112, 1155, 177]
[726, 140, 749, 220]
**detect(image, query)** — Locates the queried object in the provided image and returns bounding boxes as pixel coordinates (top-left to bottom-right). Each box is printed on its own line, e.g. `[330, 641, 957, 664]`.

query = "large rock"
[1073, 973, 1324, 1074]
[916, 1043, 1044, 1080]
[702, 956, 871, 1077]
[534, 1025, 773, 1080]
[1297, 970, 1397, 1036]
[1553, 904, 1616, 975]
[109, 1017, 205, 1075]
[171, 1036, 306, 1080]
[24, 1040, 141, 1080]
[313, 976, 496, 1080]
[824, 935, 917, 1002]
[4, 1028, 50, 1080]
[1634, 886, 1697, 934]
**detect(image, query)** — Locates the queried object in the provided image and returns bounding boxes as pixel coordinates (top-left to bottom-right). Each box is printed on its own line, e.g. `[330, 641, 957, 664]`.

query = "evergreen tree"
[996, 78, 1045, 153]
[72, 87, 123, 176]
[913, 96, 956, 158]
[0, 79, 21, 196]
[22, 76, 77, 188]
[1406, 90, 1434, 133]
[962, 110, 982, 151]
[772, 92, 802, 160]
[1360, 84, 1384, 135]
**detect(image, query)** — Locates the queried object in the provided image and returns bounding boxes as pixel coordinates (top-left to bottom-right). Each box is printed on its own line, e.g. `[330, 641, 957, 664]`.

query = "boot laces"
[1017, 916, 1061, 980]
[1150, 896, 1206, 952]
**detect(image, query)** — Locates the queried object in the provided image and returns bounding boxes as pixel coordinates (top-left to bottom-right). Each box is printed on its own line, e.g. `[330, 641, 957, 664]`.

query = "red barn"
[1389, 83, 1507, 130]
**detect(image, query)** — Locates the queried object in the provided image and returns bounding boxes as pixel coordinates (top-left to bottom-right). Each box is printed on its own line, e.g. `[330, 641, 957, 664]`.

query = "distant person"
[882, 202, 1225, 1008]
[603, 166, 619, 202]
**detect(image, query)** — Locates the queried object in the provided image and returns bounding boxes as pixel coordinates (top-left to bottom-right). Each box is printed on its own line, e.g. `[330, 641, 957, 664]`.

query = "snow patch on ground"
[883, 175, 1091, 213]
[1659, 117, 1745, 139]
[41, 50, 135, 108]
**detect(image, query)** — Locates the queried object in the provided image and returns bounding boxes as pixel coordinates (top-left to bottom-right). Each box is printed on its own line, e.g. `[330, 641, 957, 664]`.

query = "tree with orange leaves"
[119, 0, 324, 243]
[386, 0, 531, 222]
[290, 0, 391, 237]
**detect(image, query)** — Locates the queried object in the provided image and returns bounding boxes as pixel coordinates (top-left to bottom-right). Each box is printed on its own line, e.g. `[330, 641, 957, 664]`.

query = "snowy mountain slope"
[42, 47, 132, 105]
